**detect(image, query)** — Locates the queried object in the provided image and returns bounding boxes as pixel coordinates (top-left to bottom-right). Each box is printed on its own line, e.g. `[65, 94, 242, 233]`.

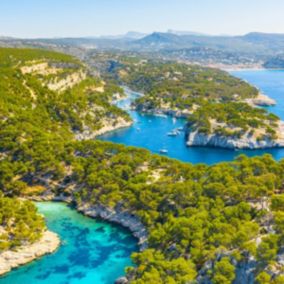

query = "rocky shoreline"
[186, 130, 284, 149]
[0, 230, 60, 276]
[33, 194, 148, 251]
[75, 118, 133, 140]
[77, 203, 148, 250]
[245, 93, 276, 107]
[27, 194, 148, 284]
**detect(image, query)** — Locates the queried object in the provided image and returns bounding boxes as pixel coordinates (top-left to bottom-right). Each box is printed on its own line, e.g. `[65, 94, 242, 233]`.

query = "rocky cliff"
[186, 129, 284, 149]
[77, 204, 148, 251]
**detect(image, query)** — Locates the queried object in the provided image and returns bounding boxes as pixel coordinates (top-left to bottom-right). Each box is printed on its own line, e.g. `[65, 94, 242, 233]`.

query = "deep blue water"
[99, 71, 284, 165]
[0, 202, 137, 284]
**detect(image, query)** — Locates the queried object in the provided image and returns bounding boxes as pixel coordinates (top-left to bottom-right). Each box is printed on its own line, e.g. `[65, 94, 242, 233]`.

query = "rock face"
[245, 93, 276, 106]
[186, 122, 284, 149]
[186, 131, 284, 149]
[196, 257, 256, 284]
[233, 258, 256, 284]
[47, 70, 87, 92]
[74, 118, 132, 140]
[0, 230, 60, 276]
[77, 204, 148, 251]
[115, 277, 129, 284]
[134, 105, 193, 119]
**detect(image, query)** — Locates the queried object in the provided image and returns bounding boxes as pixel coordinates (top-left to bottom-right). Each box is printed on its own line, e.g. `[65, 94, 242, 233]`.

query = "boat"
[159, 149, 168, 154]
[167, 130, 179, 136]
[177, 126, 184, 131]
[155, 113, 167, 118]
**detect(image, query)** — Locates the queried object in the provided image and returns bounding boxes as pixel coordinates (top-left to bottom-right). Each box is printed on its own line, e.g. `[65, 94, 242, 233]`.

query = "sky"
[0, 0, 284, 38]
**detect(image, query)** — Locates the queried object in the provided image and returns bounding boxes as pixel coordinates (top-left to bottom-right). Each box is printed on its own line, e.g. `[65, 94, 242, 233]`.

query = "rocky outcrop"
[77, 204, 148, 251]
[75, 118, 132, 140]
[0, 230, 60, 276]
[245, 93, 276, 106]
[47, 70, 87, 92]
[32, 191, 147, 251]
[186, 121, 284, 149]
[134, 106, 192, 119]
[115, 277, 129, 284]
[233, 257, 256, 284]
[196, 256, 256, 284]
[197, 250, 284, 284]
[186, 130, 284, 149]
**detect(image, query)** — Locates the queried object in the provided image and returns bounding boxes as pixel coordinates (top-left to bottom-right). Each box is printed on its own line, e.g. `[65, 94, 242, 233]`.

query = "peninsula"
[96, 54, 283, 149]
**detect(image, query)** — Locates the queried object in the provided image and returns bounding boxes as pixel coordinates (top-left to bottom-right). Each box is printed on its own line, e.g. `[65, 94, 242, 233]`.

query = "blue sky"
[1, 0, 284, 38]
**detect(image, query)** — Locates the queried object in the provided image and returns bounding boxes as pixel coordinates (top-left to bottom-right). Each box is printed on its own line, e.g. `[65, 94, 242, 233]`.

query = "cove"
[99, 70, 284, 165]
[0, 202, 138, 284]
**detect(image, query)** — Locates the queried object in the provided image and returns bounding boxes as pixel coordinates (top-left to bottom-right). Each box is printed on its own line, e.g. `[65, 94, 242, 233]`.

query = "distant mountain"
[263, 55, 284, 69]
[2, 31, 284, 68]
[99, 31, 147, 40]
[167, 29, 208, 36]
[2, 31, 284, 54]
[124, 31, 147, 39]
[130, 32, 284, 54]
[135, 32, 181, 46]
[241, 32, 284, 49]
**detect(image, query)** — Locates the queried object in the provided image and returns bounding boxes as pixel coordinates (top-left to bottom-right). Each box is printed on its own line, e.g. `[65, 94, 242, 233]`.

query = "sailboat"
[159, 149, 168, 154]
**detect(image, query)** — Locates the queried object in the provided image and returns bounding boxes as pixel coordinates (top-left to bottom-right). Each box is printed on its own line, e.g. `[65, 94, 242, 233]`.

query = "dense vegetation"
[66, 142, 284, 283]
[187, 102, 279, 139]
[1, 48, 284, 283]
[0, 196, 45, 250]
[115, 59, 258, 102]
[3, 134, 284, 282]
[0, 47, 130, 136]
[0, 47, 130, 250]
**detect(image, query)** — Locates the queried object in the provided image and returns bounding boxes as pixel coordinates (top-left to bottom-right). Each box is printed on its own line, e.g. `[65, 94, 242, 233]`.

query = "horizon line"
[2, 30, 284, 40]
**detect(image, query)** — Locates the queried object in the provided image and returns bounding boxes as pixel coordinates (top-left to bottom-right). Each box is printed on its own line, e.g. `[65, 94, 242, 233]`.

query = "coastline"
[0, 230, 60, 276]
[33, 195, 148, 252]
[186, 130, 284, 150]
[77, 203, 148, 251]
[226, 67, 284, 72]
[75, 119, 133, 140]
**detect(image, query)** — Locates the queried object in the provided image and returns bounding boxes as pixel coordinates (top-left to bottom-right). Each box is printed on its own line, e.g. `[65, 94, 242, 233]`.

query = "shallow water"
[0, 202, 137, 284]
[99, 71, 284, 164]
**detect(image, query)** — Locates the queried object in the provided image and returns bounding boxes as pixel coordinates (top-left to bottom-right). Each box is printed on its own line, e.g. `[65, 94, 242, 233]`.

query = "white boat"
[167, 130, 179, 136]
[159, 149, 168, 154]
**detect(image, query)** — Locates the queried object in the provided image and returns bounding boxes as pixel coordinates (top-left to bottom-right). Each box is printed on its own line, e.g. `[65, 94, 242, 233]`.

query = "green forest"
[0, 48, 284, 283]
[0, 196, 45, 250]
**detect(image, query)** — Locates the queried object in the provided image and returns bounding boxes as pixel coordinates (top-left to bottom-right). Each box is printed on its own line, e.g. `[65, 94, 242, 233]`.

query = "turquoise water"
[0, 202, 137, 284]
[99, 71, 284, 164]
